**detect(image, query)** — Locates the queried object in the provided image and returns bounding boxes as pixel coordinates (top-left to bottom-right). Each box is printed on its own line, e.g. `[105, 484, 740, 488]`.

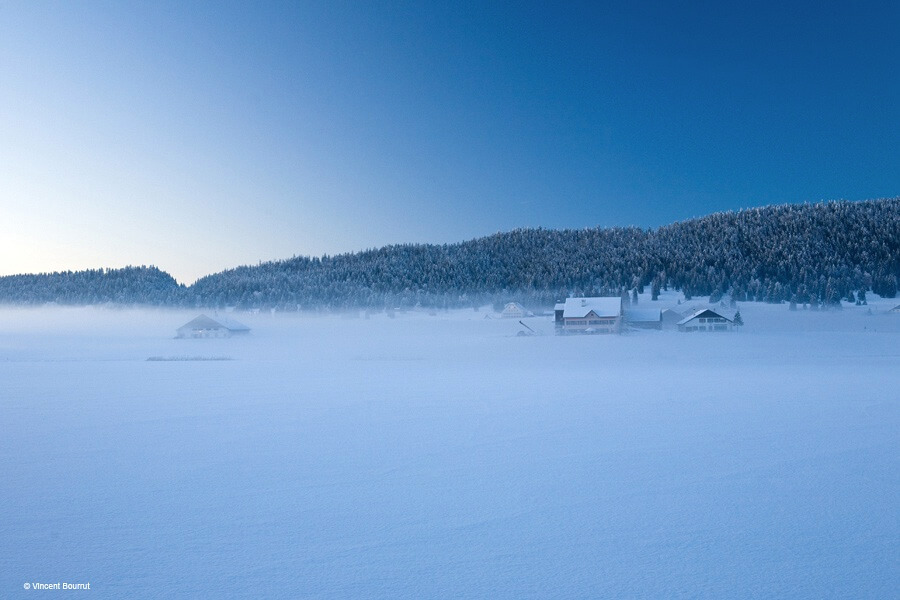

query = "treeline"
[1, 199, 897, 309]
[0, 266, 184, 306]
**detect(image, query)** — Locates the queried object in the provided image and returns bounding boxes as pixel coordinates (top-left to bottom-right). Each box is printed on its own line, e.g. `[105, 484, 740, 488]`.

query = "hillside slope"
[189, 198, 899, 309]
[1, 198, 897, 308]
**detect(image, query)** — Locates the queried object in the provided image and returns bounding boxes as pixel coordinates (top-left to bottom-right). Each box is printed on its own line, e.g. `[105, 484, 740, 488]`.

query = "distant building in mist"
[677, 309, 734, 332]
[176, 314, 250, 339]
[561, 297, 623, 334]
[501, 302, 530, 318]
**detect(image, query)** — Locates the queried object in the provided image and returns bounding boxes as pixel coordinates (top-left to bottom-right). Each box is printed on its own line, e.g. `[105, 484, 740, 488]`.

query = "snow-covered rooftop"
[179, 314, 250, 332]
[624, 308, 662, 322]
[563, 297, 622, 319]
[676, 308, 733, 326]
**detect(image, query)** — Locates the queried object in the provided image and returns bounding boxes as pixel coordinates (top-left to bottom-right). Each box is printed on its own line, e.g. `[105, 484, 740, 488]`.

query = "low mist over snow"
[1, 294, 898, 599]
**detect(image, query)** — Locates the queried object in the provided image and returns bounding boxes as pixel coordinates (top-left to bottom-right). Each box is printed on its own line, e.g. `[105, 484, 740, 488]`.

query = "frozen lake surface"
[1, 296, 898, 599]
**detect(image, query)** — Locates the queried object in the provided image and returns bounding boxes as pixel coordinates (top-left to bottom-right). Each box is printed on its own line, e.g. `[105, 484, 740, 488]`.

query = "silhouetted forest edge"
[2, 198, 898, 309]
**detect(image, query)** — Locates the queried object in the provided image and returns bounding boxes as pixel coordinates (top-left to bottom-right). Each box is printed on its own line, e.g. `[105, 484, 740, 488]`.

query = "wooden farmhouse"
[677, 309, 734, 332]
[562, 297, 623, 334]
[176, 314, 251, 339]
[501, 302, 530, 318]
[624, 308, 662, 330]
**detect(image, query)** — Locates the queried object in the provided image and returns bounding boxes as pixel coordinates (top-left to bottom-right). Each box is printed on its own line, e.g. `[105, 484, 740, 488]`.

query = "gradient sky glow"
[2, 1, 898, 283]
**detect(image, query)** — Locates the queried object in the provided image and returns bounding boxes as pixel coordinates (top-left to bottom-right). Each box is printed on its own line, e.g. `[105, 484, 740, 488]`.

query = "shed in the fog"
[501, 302, 530, 318]
[176, 315, 250, 339]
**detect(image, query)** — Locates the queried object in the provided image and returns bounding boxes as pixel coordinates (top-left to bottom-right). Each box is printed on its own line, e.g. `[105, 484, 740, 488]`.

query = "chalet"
[624, 308, 662, 330]
[176, 314, 251, 339]
[890, 304, 900, 313]
[562, 297, 623, 334]
[501, 302, 530, 318]
[677, 309, 733, 332]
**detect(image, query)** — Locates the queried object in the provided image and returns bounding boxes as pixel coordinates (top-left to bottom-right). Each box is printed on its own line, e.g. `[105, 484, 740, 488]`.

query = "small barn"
[677, 309, 733, 332]
[625, 308, 662, 330]
[562, 297, 623, 334]
[501, 302, 530, 318]
[176, 314, 251, 339]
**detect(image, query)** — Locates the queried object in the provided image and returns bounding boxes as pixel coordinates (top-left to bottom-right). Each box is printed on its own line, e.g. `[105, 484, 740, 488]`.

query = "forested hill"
[0, 266, 183, 306]
[1, 199, 898, 308]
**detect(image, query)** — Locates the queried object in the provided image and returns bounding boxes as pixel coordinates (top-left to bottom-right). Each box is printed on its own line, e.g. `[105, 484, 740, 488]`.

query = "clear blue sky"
[2, 1, 897, 283]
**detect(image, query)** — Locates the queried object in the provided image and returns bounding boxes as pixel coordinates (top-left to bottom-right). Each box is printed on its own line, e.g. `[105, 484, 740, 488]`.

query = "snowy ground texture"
[1, 293, 898, 599]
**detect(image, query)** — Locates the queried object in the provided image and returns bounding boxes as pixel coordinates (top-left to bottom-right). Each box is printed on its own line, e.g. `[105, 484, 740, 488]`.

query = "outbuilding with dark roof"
[677, 309, 734, 332]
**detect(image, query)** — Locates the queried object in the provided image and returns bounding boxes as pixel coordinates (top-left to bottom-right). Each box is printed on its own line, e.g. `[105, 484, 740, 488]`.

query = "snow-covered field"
[1, 295, 898, 599]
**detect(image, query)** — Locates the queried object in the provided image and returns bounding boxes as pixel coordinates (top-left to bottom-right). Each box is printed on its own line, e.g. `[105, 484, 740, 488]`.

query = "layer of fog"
[1, 292, 898, 599]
